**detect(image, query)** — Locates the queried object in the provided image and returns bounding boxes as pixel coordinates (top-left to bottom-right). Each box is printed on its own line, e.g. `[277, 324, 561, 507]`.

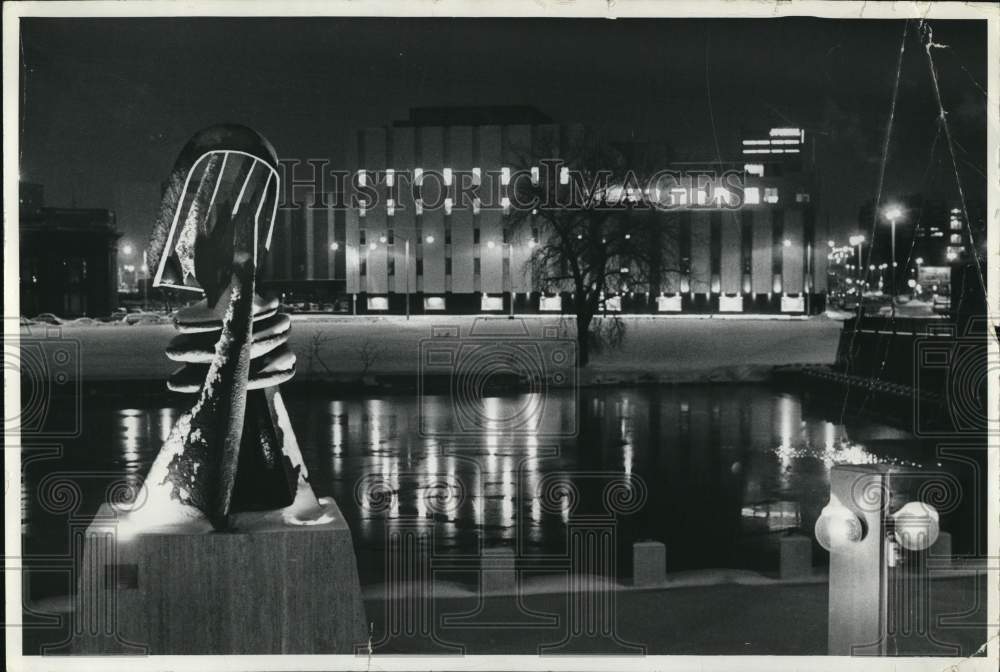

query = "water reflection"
[21, 385, 975, 587]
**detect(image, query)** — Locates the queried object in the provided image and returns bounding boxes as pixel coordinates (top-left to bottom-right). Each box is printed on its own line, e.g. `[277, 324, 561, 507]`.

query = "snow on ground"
[38, 314, 844, 384]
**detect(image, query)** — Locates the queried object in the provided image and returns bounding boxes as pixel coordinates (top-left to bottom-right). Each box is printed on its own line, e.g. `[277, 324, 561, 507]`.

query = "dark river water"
[21, 383, 984, 592]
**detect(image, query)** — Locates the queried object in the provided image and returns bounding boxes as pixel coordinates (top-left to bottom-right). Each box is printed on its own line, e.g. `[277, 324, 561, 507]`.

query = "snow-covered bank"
[36, 314, 844, 385]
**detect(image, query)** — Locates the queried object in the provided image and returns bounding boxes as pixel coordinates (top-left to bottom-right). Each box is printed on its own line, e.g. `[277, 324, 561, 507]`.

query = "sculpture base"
[69, 497, 367, 655]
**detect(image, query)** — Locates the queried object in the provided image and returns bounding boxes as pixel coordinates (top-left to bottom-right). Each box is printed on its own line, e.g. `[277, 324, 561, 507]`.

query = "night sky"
[19, 17, 988, 245]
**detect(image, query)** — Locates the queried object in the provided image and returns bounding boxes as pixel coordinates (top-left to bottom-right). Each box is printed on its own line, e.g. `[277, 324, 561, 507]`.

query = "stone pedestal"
[632, 541, 666, 587]
[70, 498, 367, 655]
[779, 534, 813, 580]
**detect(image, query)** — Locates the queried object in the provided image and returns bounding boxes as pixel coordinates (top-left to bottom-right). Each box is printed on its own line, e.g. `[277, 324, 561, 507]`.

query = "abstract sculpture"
[70, 125, 365, 654]
[134, 124, 322, 531]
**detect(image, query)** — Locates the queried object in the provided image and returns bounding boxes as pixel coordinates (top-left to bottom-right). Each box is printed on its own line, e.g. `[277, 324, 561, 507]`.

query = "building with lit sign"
[262, 109, 828, 315]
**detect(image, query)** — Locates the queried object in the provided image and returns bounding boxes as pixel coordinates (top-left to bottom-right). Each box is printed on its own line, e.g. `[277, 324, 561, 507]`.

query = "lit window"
[444, 197, 453, 215]
[414, 168, 424, 186]
[388, 257, 395, 276]
[472, 197, 481, 215]
[359, 199, 367, 217]
[415, 198, 423, 216]
[501, 196, 511, 214]
[713, 187, 731, 205]
[950, 234, 962, 244]
[472, 167, 481, 186]
[501, 167, 510, 186]
[770, 127, 802, 138]
[386, 198, 395, 216]
[474, 258, 481, 274]
[359, 229, 366, 245]
[696, 190, 707, 205]
[744, 187, 760, 205]
[531, 167, 539, 184]
[764, 188, 779, 204]
[795, 193, 810, 203]
[385, 169, 395, 187]
[950, 218, 962, 230]
[443, 168, 453, 186]
[744, 163, 765, 177]
[670, 188, 688, 206]
[559, 167, 569, 185]
[358, 170, 367, 187]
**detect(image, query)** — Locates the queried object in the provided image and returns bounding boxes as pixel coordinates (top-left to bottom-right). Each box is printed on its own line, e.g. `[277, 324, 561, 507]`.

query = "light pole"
[383, 231, 433, 320]
[883, 206, 903, 301]
[849, 234, 865, 281]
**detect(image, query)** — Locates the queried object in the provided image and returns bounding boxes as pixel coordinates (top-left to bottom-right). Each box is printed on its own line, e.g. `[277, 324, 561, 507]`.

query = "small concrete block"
[780, 534, 812, 580]
[481, 546, 517, 595]
[929, 531, 952, 566]
[633, 541, 666, 587]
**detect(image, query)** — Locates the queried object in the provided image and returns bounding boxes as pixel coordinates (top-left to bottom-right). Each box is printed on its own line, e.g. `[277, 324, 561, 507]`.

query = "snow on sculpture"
[131, 124, 323, 531]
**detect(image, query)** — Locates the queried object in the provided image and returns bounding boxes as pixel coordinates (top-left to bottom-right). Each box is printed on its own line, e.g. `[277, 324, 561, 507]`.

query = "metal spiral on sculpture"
[165, 293, 296, 394]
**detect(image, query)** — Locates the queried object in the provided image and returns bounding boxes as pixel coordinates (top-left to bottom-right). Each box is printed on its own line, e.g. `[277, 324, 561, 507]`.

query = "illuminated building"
[262, 109, 828, 314]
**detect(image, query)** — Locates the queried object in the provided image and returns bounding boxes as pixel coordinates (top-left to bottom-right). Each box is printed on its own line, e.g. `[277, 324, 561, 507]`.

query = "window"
[359, 229, 367, 245]
[950, 218, 962, 230]
[502, 228, 510, 244]
[386, 198, 395, 216]
[360, 259, 367, 276]
[744, 187, 760, 205]
[713, 187, 732, 205]
[950, 234, 963, 245]
[443, 168, 453, 186]
[670, 188, 688, 206]
[359, 199, 367, 217]
[472, 197, 481, 215]
[501, 196, 511, 214]
[388, 257, 395, 275]
[416, 258, 424, 275]
[444, 257, 452, 275]
[415, 199, 423, 216]
[744, 163, 765, 177]
[472, 167, 481, 186]
[474, 258, 481, 274]
[501, 167, 510, 186]
[358, 170, 367, 187]
[474, 228, 481, 244]
[414, 168, 424, 186]
[444, 197, 453, 215]
[795, 192, 810, 203]
[531, 166, 539, 184]
[764, 187, 779, 204]
[445, 227, 452, 244]
[559, 167, 569, 185]
[387, 229, 395, 245]
[695, 190, 707, 206]
[385, 169, 395, 187]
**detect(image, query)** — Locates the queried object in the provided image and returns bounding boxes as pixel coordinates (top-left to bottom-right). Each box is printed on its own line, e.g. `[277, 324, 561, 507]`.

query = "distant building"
[261, 109, 828, 314]
[20, 183, 120, 317]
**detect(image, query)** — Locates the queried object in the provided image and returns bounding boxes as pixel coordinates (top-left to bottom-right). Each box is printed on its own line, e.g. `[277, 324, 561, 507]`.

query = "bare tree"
[507, 125, 679, 366]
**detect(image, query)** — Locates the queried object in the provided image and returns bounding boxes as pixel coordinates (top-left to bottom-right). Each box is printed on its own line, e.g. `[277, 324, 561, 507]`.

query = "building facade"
[19, 183, 121, 317]
[262, 109, 828, 314]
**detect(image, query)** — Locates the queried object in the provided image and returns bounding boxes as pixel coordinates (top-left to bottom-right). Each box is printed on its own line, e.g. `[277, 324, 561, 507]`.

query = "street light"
[848, 234, 865, 280]
[121, 243, 134, 256]
[883, 205, 904, 301]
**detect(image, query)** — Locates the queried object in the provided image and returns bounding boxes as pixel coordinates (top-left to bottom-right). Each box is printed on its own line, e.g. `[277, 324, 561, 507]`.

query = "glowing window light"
[358, 170, 367, 187]
[743, 148, 771, 154]
[670, 188, 688, 206]
[386, 198, 395, 216]
[695, 190, 708, 205]
[764, 188, 779, 204]
[414, 168, 424, 186]
[501, 167, 511, 186]
[713, 187, 732, 205]
[531, 166, 539, 184]
[385, 168, 395, 187]
[559, 167, 570, 185]
[744, 163, 765, 176]
[743, 139, 771, 145]
[359, 199, 367, 217]
[443, 168, 453, 186]
[472, 167, 481, 186]
[744, 187, 760, 205]
[472, 197, 481, 215]
[500, 196, 510, 214]
[770, 127, 802, 137]
[771, 138, 801, 145]
[444, 197, 453, 215]
[414, 198, 424, 216]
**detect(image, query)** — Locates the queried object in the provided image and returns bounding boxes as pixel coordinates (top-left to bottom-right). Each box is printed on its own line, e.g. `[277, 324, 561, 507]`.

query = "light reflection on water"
[23, 385, 963, 587]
